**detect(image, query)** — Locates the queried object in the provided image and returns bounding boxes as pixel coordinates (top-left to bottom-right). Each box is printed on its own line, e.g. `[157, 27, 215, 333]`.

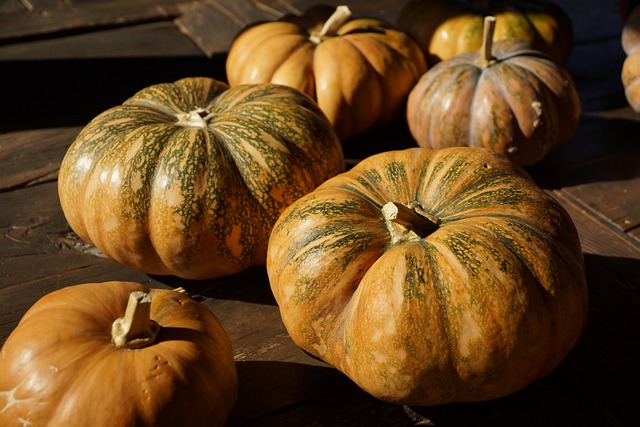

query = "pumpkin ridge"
[457, 214, 580, 296]
[258, 34, 317, 82]
[341, 34, 405, 125]
[423, 247, 461, 395]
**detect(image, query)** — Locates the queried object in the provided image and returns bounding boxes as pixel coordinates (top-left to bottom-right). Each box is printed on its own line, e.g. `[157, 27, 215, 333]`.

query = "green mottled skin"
[267, 146, 588, 406]
[58, 77, 344, 280]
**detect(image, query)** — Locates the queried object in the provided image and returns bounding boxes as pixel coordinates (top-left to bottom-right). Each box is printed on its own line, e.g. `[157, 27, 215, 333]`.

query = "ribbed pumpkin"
[622, 3, 640, 111]
[225, 5, 427, 140]
[267, 147, 589, 406]
[396, 0, 573, 66]
[0, 281, 238, 427]
[58, 77, 344, 280]
[406, 17, 581, 166]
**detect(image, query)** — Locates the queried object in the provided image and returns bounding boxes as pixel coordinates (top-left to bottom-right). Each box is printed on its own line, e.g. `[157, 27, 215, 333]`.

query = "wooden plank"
[525, 114, 640, 245]
[0, 0, 195, 42]
[174, 0, 289, 58]
[0, 0, 30, 14]
[564, 179, 640, 242]
[174, 0, 408, 58]
[0, 21, 204, 60]
[0, 127, 79, 191]
[552, 189, 640, 259]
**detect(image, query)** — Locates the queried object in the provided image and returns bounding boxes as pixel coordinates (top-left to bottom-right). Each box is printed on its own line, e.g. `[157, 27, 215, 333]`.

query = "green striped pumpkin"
[58, 77, 344, 280]
[267, 146, 588, 405]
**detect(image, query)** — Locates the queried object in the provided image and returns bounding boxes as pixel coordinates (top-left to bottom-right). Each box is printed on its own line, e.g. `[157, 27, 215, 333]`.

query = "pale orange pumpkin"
[622, 3, 640, 111]
[225, 5, 427, 140]
[0, 281, 238, 427]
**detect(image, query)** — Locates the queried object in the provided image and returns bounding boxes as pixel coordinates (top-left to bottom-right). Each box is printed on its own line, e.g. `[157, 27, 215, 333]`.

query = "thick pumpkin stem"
[310, 5, 352, 43]
[112, 291, 160, 349]
[480, 16, 497, 66]
[383, 201, 440, 240]
[175, 108, 211, 129]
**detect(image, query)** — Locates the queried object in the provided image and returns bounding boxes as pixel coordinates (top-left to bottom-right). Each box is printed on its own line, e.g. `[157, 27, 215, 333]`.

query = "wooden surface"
[1, 1, 639, 426]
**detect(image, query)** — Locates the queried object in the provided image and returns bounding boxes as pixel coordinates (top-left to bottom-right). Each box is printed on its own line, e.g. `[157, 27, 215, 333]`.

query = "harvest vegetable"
[226, 5, 427, 140]
[267, 146, 589, 405]
[396, 0, 573, 65]
[622, 3, 640, 111]
[0, 281, 238, 427]
[58, 77, 344, 279]
[406, 16, 580, 166]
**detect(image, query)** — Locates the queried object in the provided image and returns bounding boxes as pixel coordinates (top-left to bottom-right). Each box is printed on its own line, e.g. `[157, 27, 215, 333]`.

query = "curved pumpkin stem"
[383, 201, 440, 240]
[310, 5, 352, 43]
[480, 16, 497, 66]
[112, 291, 160, 349]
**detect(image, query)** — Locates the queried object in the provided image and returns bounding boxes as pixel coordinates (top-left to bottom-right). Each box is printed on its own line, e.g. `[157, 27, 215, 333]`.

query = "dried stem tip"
[112, 291, 160, 349]
[481, 16, 497, 64]
[383, 201, 440, 239]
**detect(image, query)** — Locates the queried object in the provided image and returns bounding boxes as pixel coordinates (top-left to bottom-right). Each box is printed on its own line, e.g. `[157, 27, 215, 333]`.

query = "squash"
[266, 146, 589, 406]
[406, 16, 581, 167]
[396, 0, 573, 66]
[58, 77, 344, 280]
[0, 281, 238, 427]
[225, 5, 427, 140]
[622, 3, 640, 111]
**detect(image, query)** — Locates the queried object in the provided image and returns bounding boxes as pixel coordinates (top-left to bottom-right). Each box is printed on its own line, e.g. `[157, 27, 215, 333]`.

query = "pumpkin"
[266, 146, 589, 406]
[396, 0, 573, 66]
[58, 77, 344, 280]
[225, 5, 427, 140]
[622, 3, 640, 111]
[406, 16, 581, 167]
[0, 281, 238, 427]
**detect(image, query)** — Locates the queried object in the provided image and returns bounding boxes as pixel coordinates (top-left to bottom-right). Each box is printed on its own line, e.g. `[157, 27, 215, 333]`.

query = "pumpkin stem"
[310, 5, 352, 43]
[112, 291, 160, 349]
[175, 108, 210, 129]
[383, 201, 440, 239]
[480, 16, 497, 66]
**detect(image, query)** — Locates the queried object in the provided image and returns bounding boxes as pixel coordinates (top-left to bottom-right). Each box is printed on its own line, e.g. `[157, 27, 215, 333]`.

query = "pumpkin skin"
[621, 4, 640, 111]
[225, 5, 427, 140]
[58, 77, 344, 280]
[0, 281, 238, 427]
[396, 0, 573, 66]
[406, 36, 581, 167]
[267, 147, 588, 406]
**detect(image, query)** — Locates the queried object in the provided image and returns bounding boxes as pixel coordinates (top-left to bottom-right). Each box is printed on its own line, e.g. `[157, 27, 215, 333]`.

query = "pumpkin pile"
[1, 1, 590, 424]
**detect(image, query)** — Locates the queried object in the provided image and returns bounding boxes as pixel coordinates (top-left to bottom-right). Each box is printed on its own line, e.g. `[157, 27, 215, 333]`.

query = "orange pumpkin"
[225, 5, 427, 140]
[396, 0, 573, 66]
[406, 17, 580, 166]
[267, 146, 589, 406]
[0, 281, 238, 427]
[622, 3, 640, 111]
[58, 77, 344, 280]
